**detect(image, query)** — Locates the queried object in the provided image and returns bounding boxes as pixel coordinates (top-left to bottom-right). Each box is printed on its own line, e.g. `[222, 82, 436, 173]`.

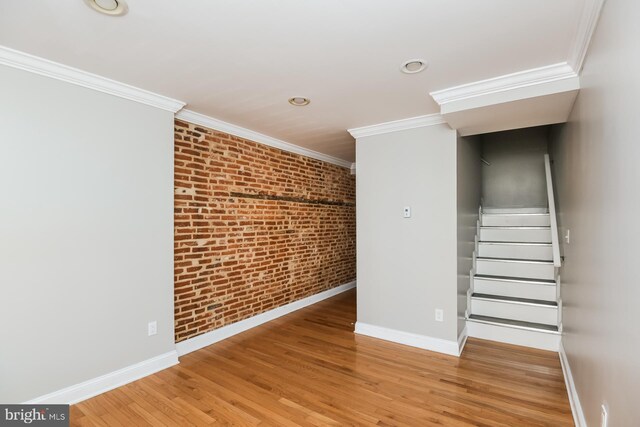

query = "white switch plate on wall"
[435, 309, 443, 322]
[403, 206, 411, 218]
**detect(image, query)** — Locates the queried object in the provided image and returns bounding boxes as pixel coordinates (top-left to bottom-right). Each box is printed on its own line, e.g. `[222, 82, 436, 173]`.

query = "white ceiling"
[0, 0, 586, 162]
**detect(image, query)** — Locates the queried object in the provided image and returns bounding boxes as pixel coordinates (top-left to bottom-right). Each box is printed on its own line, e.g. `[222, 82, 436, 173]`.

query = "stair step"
[479, 226, 552, 243]
[480, 226, 551, 228]
[474, 274, 556, 285]
[470, 292, 558, 324]
[479, 241, 552, 245]
[482, 213, 550, 227]
[478, 241, 553, 261]
[468, 314, 560, 334]
[482, 208, 549, 214]
[477, 257, 553, 264]
[466, 314, 561, 351]
[474, 275, 557, 301]
[472, 293, 557, 307]
[475, 257, 555, 280]
[482, 213, 550, 216]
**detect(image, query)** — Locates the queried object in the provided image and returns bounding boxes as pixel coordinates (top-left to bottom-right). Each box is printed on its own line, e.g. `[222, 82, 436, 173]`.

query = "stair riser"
[476, 259, 555, 280]
[466, 321, 560, 351]
[480, 227, 551, 243]
[478, 243, 553, 260]
[482, 214, 550, 227]
[471, 299, 558, 325]
[473, 278, 556, 301]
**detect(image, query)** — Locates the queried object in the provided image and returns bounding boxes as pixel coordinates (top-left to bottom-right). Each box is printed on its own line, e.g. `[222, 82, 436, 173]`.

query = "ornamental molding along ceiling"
[176, 109, 353, 169]
[429, 63, 578, 109]
[347, 114, 447, 139]
[0, 0, 606, 158]
[0, 46, 185, 113]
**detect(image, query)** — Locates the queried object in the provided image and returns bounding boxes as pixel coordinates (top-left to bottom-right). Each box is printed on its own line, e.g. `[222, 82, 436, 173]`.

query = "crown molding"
[430, 63, 578, 107]
[568, 0, 606, 73]
[0, 45, 186, 113]
[347, 114, 446, 139]
[175, 109, 352, 169]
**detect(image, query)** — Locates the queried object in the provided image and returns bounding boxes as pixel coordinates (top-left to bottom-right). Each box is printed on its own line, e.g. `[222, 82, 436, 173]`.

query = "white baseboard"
[559, 340, 587, 427]
[176, 281, 357, 357]
[354, 322, 460, 356]
[24, 351, 179, 405]
[458, 325, 469, 355]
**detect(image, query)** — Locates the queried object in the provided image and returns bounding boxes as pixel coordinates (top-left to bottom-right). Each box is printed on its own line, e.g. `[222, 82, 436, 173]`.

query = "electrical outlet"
[148, 321, 157, 336]
[565, 229, 571, 244]
[403, 206, 411, 218]
[435, 309, 443, 322]
[601, 403, 609, 427]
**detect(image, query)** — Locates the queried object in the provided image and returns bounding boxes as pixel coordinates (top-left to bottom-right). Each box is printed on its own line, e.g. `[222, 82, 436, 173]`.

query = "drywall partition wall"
[174, 120, 356, 343]
[356, 125, 459, 347]
[549, 0, 640, 425]
[0, 65, 175, 402]
[456, 134, 482, 336]
[481, 126, 549, 209]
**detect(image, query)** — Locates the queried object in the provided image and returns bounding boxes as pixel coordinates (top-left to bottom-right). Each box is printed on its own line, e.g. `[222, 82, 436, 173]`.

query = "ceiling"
[0, 0, 587, 162]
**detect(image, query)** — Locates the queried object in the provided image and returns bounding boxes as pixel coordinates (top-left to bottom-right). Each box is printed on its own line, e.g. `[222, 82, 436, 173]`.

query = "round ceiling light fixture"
[401, 59, 428, 74]
[84, 0, 128, 16]
[288, 97, 311, 107]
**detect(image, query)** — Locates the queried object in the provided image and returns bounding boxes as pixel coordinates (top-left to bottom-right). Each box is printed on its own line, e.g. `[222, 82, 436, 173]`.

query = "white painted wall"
[481, 127, 549, 209]
[549, 0, 640, 425]
[356, 125, 458, 343]
[456, 134, 482, 336]
[0, 65, 175, 403]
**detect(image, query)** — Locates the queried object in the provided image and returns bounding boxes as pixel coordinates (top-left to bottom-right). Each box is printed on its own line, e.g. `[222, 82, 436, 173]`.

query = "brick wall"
[174, 120, 356, 342]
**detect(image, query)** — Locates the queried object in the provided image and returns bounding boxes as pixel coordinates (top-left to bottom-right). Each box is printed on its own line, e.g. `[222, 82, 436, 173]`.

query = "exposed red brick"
[174, 120, 356, 343]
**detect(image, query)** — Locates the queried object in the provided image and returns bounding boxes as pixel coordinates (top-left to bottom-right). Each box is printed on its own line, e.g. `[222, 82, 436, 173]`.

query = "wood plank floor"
[71, 290, 574, 426]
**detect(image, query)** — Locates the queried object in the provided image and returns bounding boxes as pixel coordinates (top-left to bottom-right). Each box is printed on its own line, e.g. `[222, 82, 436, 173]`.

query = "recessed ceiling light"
[288, 97, 311, 106]
[84, 0, 128, 16]
[401, 59, 428, 74]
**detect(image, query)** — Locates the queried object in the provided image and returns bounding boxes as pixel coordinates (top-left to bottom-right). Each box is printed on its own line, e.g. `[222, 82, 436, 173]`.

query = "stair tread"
[482, 213, 550, 216]
[476, 257, 554, 264]
[474, 274, 556, 285]
[472, 293, 557, 307]
[468, 314, 560, 333]
[480, 226, 551, 229]
[479, 241, 552, 246]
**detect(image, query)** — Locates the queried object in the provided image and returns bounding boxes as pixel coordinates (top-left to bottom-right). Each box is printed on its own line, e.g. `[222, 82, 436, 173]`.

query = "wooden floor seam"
[71, 289, 574, 426]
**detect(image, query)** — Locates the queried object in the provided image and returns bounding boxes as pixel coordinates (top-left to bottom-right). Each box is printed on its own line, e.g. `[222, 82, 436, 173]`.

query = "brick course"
[174, 120, 356, 342]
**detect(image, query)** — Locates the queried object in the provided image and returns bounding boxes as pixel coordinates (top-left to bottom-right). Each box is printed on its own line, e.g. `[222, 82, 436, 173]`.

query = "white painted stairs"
[466, 210, 562, 351]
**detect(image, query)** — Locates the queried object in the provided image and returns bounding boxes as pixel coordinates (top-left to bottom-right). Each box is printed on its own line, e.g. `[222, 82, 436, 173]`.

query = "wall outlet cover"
[148, 321, 157, 336]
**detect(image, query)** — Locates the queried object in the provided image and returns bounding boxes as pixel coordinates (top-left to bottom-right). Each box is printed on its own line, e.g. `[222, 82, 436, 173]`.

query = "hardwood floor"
[71, 290, 574, 426]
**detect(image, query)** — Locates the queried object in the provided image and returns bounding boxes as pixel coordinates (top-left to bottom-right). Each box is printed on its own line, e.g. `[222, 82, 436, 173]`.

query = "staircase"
[465, 209, 562, 351]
